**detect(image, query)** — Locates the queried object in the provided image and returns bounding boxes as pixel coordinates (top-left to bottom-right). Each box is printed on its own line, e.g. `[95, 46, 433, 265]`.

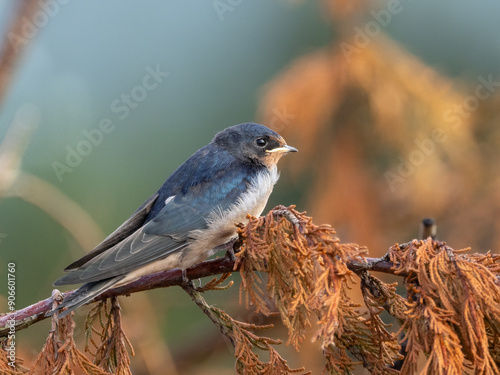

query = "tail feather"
[47, 276, 124, 319]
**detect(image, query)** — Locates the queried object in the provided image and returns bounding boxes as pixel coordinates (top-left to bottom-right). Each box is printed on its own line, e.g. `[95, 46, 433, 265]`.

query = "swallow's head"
[213, 122, 297, 168]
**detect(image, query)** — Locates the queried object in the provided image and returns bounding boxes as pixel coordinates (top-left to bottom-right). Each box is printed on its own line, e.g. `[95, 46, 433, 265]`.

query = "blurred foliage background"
[1, 0, 500, 373]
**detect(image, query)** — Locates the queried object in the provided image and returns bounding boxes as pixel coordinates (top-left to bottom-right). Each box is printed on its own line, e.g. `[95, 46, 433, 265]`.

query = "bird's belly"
[183, 167, 279, 268]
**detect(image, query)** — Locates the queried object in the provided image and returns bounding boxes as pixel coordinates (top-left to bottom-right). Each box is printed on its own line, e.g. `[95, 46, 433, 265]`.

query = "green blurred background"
[1, 0, 500, 373]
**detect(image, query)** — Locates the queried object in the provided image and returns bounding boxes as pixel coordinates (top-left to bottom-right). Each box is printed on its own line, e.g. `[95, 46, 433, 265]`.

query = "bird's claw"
[181, 269, 194, 288]
[224, 237, 243, 261]
[224, 247, 236, 262]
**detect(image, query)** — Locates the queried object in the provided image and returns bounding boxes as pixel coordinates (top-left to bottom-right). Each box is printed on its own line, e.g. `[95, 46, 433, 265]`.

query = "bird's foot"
[224, 247, 236, 262]
[224, 236, 243, 261]
[181, 269, 194, 289]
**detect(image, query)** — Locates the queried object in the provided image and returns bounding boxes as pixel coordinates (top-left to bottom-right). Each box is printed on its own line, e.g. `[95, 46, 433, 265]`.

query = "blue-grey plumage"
[49, 122, 297, 318]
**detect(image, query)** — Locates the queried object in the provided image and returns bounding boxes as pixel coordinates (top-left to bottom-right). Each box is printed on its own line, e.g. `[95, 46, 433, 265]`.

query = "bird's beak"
[266, 144, 298, 154]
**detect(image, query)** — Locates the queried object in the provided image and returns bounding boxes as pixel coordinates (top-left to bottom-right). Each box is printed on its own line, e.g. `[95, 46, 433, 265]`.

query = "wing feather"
[63, 192, 159, 271]
[54, 228, 189, 285]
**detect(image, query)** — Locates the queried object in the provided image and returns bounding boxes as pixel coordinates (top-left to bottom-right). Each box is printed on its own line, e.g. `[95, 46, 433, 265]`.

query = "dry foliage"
[0, 339, 28, 374]
[211, 306, 302, 375]
[84, 297, 135, 375]
[25, 293, 134, 375]
[29, 291, 110, 375]
[237, 206, 403, 373]
[388, 240, 500, 375]
[181, 272, 305, 374]
[234, 207, 500, 373]
[2, 206, 500, 374]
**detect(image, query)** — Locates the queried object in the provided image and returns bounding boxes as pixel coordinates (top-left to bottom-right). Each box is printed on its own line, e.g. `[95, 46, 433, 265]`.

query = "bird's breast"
[181, 166, 280, 269]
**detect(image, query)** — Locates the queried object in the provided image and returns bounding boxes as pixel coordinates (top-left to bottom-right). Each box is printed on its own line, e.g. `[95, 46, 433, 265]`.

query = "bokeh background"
[1, 0, 500, 373]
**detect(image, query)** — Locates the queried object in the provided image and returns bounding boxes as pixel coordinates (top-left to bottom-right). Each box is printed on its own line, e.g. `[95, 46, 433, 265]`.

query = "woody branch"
[0, 250, 398, 337]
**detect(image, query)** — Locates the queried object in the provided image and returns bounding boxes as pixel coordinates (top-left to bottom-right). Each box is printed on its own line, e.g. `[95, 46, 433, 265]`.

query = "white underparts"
[185, 165, 280, 268]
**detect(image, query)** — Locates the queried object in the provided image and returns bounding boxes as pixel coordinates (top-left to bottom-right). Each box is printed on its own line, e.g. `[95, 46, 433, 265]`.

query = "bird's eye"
[256, 138, 267, 147]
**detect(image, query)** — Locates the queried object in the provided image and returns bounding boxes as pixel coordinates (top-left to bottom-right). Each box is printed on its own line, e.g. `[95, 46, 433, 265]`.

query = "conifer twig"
[181, 280, 235, 346]
[181, 277, 307, 374]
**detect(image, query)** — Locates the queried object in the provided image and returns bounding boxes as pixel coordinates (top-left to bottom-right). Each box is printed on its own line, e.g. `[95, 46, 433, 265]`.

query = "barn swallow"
[49, 122, 297, 318]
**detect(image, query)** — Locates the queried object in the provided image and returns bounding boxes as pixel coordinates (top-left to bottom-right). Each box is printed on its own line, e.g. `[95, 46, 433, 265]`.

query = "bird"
[49, 122, 297, 318]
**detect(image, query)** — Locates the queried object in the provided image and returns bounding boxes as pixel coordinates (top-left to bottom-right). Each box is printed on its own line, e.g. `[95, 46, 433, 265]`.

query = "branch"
[0, 207, 418, 337]
[348, 256, 406, 277]
[0, 249, 399, 337]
